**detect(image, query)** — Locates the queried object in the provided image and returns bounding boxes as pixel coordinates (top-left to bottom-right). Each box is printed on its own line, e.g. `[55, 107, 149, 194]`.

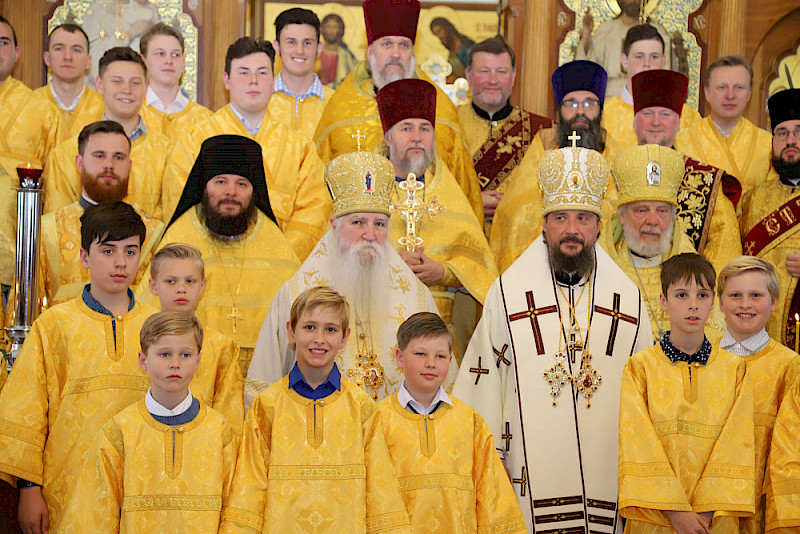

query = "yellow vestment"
[191, 327, 244, 435]
[618, 343, 756, 532]
[377, 394, 526, 533]
[389, 157, 498, 327]
[0, 297, 157, 530]
[161, 105, 330, 260]
[267, 86, 334, 141]
[43, 129, 173, 220]
[314, 62, 483, 220]
[712, 338, 797, 534]
[766, 356, 800, 532]
[32, 84, 105, 144]
[140, 209, 301, 377]
[602, 95, 701, 150]
[61, 399, 237, 533]
[0, 76, 61, 285]
[219, 375, 411, 533]
[140, 99, 214, 143]
[675, 116, 772, 195]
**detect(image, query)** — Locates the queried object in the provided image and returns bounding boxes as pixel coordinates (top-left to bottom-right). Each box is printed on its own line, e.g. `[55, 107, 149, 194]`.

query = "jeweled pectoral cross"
[391, 173, 445, 252]
[568, 130, 581, 148]
[351, 129, 366, 151]
[227, 307, 243, 334]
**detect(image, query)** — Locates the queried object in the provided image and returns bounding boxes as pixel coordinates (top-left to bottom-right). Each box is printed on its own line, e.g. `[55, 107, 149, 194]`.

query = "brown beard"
[200, 191, 257, 238]
[82, 171, 129, 203]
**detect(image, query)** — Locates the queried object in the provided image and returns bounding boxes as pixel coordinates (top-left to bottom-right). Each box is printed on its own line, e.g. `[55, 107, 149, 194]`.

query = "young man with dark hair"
[267, 7, 333, 139]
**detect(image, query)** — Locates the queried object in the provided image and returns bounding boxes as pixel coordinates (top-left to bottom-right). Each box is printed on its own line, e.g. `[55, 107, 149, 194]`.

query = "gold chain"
[212, 241, 246, 334]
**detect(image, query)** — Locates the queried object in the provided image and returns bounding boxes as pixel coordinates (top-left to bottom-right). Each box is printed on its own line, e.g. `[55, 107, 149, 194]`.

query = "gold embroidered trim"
[366, 510, 411, 533]
[398, 473, 474, 492]
[164, 428, 184, 479]
[244, 378, 271, 396]
[221, 506, 264, 530]
[477, 516, 527, 533]
[122, 494, 221, 512]
[103, 420, 124, 457]
[306, 401, 324, 449]
[754, 412, 776, 428]
[654, 419, 722, 439]
[0, 420, 46, 447]
[417, 417, 437, 458]
[62, 375, 149, 396]
[702, 463, 754, 479]
[772, 479, 800, 496]
[268, 464, 366, 479]
[619, 462, 675, 477]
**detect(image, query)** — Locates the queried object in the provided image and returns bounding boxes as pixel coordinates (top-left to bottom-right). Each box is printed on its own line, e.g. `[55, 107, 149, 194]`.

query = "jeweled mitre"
[325, 151, 395, 217]
[538, 146, 609, 216]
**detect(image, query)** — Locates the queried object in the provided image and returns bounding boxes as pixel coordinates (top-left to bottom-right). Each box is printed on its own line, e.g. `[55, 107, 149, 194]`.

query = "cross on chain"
[512, 466, 528, 497]
[594, 293, 638, 356]
[351, 129, 366, 151]
[391, 173, 445, 252]
[501, 422, 512, 451]
[227, 307, 243, 334]
[494, 344, 510, 367]
[508, 291, 558, 355]
[469, 356, 489, 384]
[568, 130, 581, 148]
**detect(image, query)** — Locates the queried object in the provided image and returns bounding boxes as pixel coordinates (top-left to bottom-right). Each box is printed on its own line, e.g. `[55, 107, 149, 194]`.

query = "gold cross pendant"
[227, 307, 243, 334]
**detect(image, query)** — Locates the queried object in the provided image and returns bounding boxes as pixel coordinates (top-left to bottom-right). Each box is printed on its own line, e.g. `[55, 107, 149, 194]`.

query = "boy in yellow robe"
[619, 253, 756, 533]
[63, 312, 238, 532]
[220, 286, 411, 533]
[0, 202, 158, 532]
[377, 312, 525, 533]
[715, 256, 798, 534]
[147, 243, 244, 434]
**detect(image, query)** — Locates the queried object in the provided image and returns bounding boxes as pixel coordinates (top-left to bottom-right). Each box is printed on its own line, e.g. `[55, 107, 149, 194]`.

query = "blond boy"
[716, 256, 798, 533]
[64, 312, 238, 531]
[220, 286, 410, 532]
[148, 243, 244, 433]
[377, 312, 525, 533]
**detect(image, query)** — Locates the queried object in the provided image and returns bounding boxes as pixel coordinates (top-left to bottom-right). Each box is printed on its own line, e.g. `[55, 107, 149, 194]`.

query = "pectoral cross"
[391, 173, 445, 252]
[351, 129, 366, 151]
[568, 130, 581, 148]
[227, 307, 243, 334]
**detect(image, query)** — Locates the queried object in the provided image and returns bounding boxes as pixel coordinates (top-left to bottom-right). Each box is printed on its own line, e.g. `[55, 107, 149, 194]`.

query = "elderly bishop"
[454, 145, 652, 533]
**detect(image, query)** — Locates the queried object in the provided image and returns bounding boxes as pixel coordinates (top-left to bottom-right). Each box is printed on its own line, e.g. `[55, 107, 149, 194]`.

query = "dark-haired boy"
[0, 201, 158, 533]
[618, 253, 755, 533]
[161, 37, 330, 260]
[44, 46, 173, 219]
[268, 7, 333, 140]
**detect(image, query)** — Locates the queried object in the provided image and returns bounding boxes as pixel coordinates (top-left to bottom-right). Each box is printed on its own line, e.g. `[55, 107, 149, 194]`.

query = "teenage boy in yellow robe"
[147, 243, 244, 434]
[618, 253, 756, 533]
[377, 312, 525, 533]
[0, 202, 157, 533]
[714, 256, 798, 534]
[220, 286, 411, 532]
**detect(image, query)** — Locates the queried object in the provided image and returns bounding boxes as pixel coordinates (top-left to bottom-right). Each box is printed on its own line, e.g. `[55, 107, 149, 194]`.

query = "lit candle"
[795, 313, 799, 353]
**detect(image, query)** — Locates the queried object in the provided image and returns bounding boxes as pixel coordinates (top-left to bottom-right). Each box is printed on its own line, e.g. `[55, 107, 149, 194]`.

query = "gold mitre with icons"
[325, 151, 396, 217]
[538, 146, 610, 216]
[613, 144, 684, 207]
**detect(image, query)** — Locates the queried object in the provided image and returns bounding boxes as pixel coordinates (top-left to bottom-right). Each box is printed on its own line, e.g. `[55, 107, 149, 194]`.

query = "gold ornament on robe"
[391, 173, 445, 252]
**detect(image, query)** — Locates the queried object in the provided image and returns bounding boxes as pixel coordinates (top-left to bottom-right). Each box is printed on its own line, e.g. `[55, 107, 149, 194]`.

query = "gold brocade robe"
[140, 100, 214, 143]
[140, 209, 301, 377]
[675, 116, 772, 195]
[0, 76, 61, 285]
[600, 216, 726, 342]
[765, 356, 800, 532]
[618, 344, 756, 532]
[0, 298, 157, 530]
[739, 171, 800, 345]
[32, 84, 105, 144]
[161, 105, 331, 260]
[377, 394, 526, 534]
[267, 86, 334, 141]
[712, 338, 797, 534]
[192, 327, 245, 435]
[219, 375, 412, 533]
[40, 201, 164, 307]
[389, 158, 498, 327]
[602, 95, 701, 150]
[61, 399, 237, 533]
[43, 129, 173, 220]
[313, 62, 483, 220]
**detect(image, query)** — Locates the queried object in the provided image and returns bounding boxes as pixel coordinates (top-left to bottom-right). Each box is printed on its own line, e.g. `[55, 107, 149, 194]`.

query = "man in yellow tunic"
[138, 23, 213, 142]
[601, 24, 700, 150]
[145, 135, 301, 377]
[161, 37, 330, 261]
[457, 36, 550, 226]
[0, 17, 61, 288]
[675, 56, 772, 195]
[490, 60, 619, 272]
[33, 23, 105, 144]
[41, 121, 163, 308]
[267, 8, 334, 140]
[739, 89, 800, 347]
[313, 0, 483, 221]
[377, 78, 498, 337]
[43, 46, 173, 221]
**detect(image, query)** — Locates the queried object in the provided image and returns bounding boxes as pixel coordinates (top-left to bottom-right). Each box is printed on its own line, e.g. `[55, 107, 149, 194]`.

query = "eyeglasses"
[561, 99, 601, 109]
[774, 126, 800, 141]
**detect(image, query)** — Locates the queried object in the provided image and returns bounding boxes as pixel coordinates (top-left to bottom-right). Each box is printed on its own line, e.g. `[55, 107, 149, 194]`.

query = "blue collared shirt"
[660, 331, 712, 365]
[288, 362, 341, 400]
[229, 103, 262, 136]
[273, 72, 326, 100]
[101, 113, 147, 141]
[82, 284, 135, 349]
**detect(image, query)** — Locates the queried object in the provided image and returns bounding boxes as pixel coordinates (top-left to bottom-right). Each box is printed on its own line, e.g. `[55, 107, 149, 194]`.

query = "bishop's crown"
[538, 147, 609, 216]
[612, 144, 684, 207]
[325, 151, 396, 218]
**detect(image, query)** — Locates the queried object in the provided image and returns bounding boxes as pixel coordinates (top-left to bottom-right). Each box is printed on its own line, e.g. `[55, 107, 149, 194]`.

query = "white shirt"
[145, 388, 193, 416]
[397, 381, 453, 415]
[50, 83, 85, 111]
[720, 329, 770, 356]
[620, 85, 633, 106]
[146, 85, 189, 114]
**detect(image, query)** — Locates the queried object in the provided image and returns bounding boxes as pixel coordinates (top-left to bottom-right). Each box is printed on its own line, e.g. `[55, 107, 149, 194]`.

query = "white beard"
[328, 238, 392, 324]
[623, 222, 674, 258]
[368, 52, 416, 89]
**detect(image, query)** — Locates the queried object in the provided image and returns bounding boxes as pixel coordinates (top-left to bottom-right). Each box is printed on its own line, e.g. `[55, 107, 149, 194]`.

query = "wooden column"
[717, 0, 747, 56]
[0, 0, 50, 89]
[199, 0, 241, 111]
[520, 0, 553, 116]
